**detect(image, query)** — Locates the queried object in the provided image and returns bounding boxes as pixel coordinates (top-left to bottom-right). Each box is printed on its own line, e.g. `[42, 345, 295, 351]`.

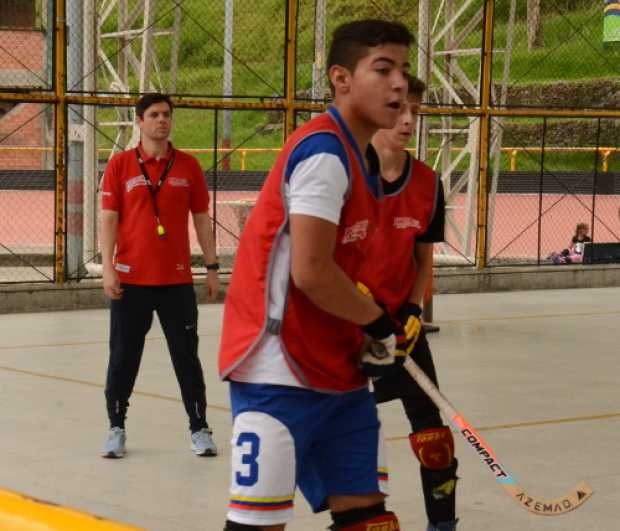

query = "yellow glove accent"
[402, 314, 422, 356]
[356, 281, 373, 299]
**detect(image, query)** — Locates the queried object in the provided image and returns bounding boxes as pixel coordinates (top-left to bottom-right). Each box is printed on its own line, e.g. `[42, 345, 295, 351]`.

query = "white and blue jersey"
[230, 119, 358, 388]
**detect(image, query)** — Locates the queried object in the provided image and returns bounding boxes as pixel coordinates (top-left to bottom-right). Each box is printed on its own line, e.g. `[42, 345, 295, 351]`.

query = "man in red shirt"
[99, 93, 220, 458]
[360, 77, 458, 531]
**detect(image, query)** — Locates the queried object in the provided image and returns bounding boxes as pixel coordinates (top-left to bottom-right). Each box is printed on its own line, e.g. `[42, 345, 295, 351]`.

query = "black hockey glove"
[361, 312, 409, 378]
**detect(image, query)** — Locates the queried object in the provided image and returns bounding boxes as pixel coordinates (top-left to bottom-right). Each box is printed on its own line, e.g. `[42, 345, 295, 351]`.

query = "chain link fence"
[494, 0, 619, 109]
[71, 0, 286, 99]
[59, 102, 283, 280]
[0, 102, 56, 282]
[487, 116, 620, 265]
[0, 0, 54, 91]
[0, 0, 619, 284]
[487, 0, 620, 265]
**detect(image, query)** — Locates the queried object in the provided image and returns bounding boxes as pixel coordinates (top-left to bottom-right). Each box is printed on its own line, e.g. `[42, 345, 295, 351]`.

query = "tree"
[527, 0, 543, 49]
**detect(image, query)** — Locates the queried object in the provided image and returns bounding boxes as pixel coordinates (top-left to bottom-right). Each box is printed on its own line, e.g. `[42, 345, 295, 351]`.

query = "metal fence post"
[54, 0, 67, 283]
[476, 0, 495, 270]
[284, 0, 298, 139]
[66, 0, 84, 279]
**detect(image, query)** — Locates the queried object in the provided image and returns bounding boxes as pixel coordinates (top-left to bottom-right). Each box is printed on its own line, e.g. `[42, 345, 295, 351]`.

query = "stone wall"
[447, 79, 620, 147]
[503, 79, 620, 109]
[502, 119, 620, 148]
[500, 79, 620, 147]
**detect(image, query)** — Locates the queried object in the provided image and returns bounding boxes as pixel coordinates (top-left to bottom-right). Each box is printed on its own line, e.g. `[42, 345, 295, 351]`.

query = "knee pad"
[409, 426, 454, 470]
[223, 520, 262, 530]
[330, 503, 400, 530]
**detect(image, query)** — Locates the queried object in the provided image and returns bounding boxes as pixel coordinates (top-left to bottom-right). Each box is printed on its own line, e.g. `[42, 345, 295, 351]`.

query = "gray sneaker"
[101, 427, 126, 458]
[190, 428, 217, 456]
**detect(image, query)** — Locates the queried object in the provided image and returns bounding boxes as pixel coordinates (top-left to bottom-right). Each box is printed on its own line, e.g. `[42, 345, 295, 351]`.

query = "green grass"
[491, 9, 620, 84]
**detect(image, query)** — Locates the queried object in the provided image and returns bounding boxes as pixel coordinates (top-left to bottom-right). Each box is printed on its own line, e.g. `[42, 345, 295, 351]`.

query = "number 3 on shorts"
[235, 432, 260, 486]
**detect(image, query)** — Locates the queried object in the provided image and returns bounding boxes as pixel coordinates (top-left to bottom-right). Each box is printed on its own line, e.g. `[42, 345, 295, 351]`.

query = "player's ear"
[329, 65, 351, 95]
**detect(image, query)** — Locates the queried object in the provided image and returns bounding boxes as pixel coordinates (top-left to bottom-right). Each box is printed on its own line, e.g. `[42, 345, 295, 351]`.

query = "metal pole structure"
[66, 0, 85, 279]
[118, 0, 129, 149]
[486, 0, 516, 257]
[222, 0, 234, 171]
[416, 0, 431, 163]
[463, 118, 480, 258]
[417, 0, 434, 324]
[476, 0, 495, 270]
[124, 0, 155, 150]
[54, 0, 67, 283]
[139, 0, 155, 93]
[169, 4, 182, 93]
[45, 0, 54, 94]
[213, 109, 219, 244]
[440, 0, 455, 179]
[83, 0, 98, 273]
[536, 118, 547, 266]
[43, 0, 55, 172]
[284, 0, 298, 139]
[311, 0, 326, 107]
[590, 119, 602, 245]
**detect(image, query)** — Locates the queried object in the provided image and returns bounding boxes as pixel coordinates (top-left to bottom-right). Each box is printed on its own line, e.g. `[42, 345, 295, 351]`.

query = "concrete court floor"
[0, 287, 619, 531]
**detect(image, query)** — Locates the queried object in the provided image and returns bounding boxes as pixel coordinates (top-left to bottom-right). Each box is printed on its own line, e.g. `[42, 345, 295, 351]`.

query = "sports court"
[2, 1, 620, 529]
[1, 286, 618, 530]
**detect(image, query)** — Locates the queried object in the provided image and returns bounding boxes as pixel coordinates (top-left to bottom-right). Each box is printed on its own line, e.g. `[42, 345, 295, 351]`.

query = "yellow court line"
[0, 333, 221, 351]
[0, 339, 169, 351]
[0, 365, 230, 413]
[2, 364, 620, 437]
[385, 412, 620, 442]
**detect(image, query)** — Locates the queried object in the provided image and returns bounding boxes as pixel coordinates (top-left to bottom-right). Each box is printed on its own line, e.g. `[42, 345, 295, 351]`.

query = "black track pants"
[373, 329, 442, 431]
[373, 330, 457, 525]
[104, 284, 208, 432]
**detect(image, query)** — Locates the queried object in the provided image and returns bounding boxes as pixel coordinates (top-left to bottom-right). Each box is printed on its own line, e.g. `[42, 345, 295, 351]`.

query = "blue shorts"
[227, 382, 389, 527]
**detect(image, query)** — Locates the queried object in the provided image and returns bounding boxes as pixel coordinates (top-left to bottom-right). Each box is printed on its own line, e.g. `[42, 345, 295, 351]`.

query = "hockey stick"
[400, 356, 593, 516]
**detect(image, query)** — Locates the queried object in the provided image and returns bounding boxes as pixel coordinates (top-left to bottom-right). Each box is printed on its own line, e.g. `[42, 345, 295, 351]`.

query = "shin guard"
[420, 459, 458, 525]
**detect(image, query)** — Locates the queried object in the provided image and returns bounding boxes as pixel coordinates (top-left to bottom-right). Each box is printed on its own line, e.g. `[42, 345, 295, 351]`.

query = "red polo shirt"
[100, 142, 209, 285]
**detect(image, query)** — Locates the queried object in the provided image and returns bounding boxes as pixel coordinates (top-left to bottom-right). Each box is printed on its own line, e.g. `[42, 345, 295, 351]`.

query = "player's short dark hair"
[327, 19, 413, 73]
[136, 93, 173, 119]
[408, 76, 426, 98]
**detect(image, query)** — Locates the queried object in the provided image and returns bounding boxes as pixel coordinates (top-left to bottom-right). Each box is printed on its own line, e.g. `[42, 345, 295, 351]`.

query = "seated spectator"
[569, 222, 592, 255]
[549, 222, 591, 264]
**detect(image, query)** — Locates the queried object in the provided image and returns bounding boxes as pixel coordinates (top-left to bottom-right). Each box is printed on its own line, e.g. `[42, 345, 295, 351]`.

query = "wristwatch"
[205, 262, 220, 271]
